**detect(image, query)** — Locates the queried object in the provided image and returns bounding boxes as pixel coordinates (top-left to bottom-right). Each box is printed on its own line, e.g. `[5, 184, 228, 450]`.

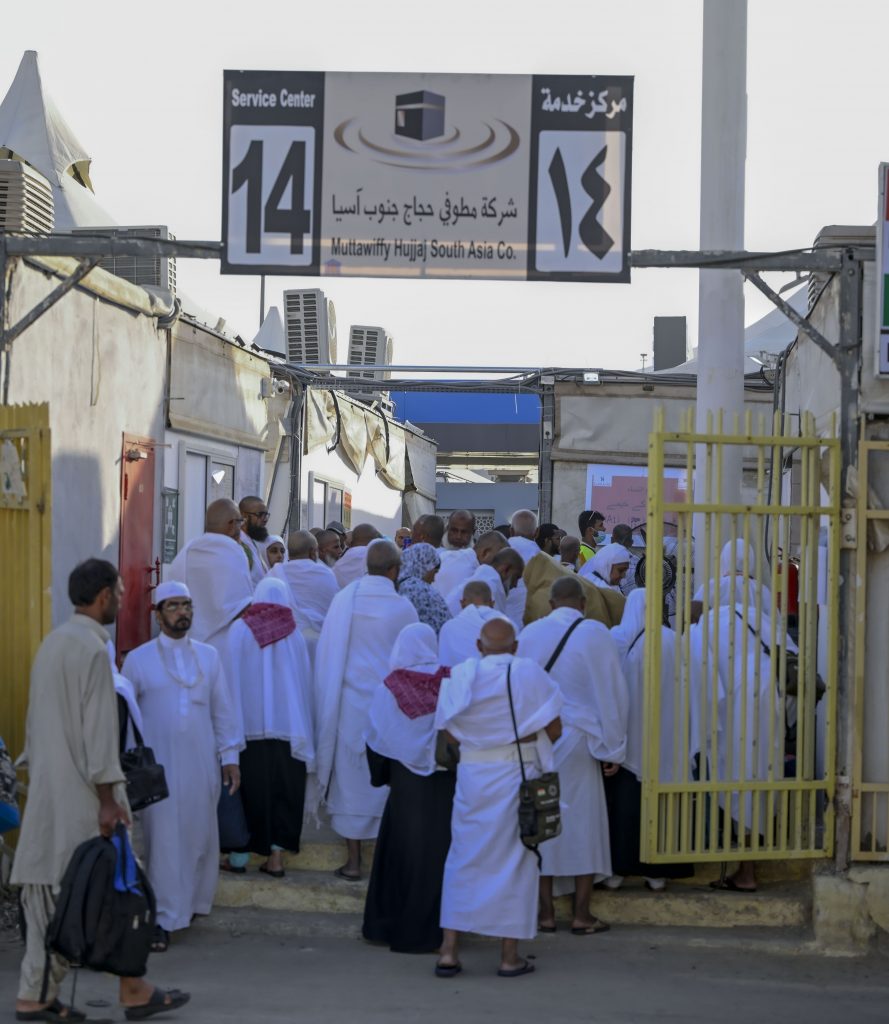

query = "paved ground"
[2, 923, 888, 1023]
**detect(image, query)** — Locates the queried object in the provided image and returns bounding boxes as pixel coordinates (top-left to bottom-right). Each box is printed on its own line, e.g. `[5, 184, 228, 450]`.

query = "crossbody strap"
[505, 665, 528, 786]
[734, 610, 771, 658]
[544, 617, 585, 672]
[627, 628, 645, 655]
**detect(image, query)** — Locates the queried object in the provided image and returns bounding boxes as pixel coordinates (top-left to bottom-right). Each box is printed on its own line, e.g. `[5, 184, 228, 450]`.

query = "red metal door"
[118, 435, 158, 661]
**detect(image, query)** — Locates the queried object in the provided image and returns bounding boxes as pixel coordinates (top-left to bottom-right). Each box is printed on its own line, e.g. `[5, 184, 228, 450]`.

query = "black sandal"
[124, 989, 190, 1021]
[149, 925, 169, 953]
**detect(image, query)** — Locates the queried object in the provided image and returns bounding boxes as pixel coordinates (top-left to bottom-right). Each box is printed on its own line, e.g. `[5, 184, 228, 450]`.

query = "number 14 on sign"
[226, 125, 315, 267]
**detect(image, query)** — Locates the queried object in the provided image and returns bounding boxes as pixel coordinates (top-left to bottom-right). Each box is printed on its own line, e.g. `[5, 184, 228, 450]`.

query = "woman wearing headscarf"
[579, 542, 631, 591]
[397, 542, 452, 634]
[605, 588, 693, 890]
[362, 623, 455, 953]
[690, 539, 789, 893]
[224, 576, 315, 878]
[264, 534, 287, 569]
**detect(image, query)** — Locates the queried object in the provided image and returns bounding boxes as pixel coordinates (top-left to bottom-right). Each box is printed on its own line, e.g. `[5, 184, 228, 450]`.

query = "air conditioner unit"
[347, 325, 393, 382]
[73, 225, 176, 292]
[0, 160, 54, 234]
[283, 288, 336, 365]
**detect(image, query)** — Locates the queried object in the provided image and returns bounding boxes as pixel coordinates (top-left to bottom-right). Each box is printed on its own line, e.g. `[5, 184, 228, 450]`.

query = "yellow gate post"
[0, 403, 51, 762]
[642, 408, 839, 862]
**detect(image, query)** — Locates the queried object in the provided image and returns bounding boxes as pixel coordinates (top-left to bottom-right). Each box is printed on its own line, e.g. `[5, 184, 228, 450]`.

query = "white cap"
[154, 581, 191, 606]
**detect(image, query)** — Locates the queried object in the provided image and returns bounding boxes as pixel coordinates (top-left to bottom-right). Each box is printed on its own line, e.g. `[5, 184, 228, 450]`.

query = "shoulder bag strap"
[734, 610, 771, 658]
[626, 628, 646, 655]
[544, 617, 585, 673]
[505, 664, 528, 785]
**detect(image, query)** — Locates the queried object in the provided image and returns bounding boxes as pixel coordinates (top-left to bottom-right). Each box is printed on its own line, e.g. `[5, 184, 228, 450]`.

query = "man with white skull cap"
[123, 579, 243, 952]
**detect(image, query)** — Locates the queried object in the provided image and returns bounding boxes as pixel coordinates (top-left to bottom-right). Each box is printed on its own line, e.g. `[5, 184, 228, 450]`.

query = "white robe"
[167, 532, 253, 647]
[268, 559, 339, 666]
[506, 537, 541, 628]
[432, 547, 478, 598]
[611, 588, 684, 783]
[445, 563, 507, 619]
[314, 575, 419, 838]
[438, 605, 504, 667]
[332, 545, 368, 589]
[226, 604, 315, 768]
[519, 607, 628, 877]
[436, 654, 562, 939]
[125, 633, 243, 932]
[240, 532, 269, 587]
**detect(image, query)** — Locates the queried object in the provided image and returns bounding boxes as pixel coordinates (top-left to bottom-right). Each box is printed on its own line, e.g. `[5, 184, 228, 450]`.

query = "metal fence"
[642, 408, 839, 862]
[852, 438, 889, 860]
[0, 403, 51, 761]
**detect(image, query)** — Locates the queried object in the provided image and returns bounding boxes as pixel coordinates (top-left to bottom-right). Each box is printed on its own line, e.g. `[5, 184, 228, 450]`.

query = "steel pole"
[694, 0, 748, 581]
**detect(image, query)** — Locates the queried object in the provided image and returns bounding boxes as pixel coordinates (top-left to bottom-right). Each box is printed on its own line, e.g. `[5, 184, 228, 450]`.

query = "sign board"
[162, 488, 179, 564]
[585, 464, 688, 531]
[222, 71, 633, 282]
[878, 163, 889, 374]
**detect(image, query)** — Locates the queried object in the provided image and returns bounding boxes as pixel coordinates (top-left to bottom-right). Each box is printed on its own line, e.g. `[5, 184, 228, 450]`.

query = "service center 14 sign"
[221, 71, 633, 282]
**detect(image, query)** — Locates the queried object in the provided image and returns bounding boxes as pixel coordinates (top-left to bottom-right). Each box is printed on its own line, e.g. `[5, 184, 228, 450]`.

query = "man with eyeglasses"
[239, 495, 272, 586]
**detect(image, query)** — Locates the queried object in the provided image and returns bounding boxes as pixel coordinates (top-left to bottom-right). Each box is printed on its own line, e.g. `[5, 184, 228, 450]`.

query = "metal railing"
[642, 408, 839, 862]
[852, 438, 889, 860]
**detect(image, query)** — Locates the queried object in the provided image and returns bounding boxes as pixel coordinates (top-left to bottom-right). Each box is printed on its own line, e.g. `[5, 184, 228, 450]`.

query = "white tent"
[0, 50, 116, 229]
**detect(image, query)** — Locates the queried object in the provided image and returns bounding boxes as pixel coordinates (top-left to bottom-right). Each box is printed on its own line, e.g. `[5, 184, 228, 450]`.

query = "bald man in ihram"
[434, 618, 562, 978]
[314, 539, 418, 879]
[438, 580, 502, 666]
[167, 498, 254, 657]
[269, 530, 339, 665]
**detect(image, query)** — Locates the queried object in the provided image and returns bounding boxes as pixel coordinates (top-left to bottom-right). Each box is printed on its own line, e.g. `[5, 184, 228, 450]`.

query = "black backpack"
[42, 824, 155, 995]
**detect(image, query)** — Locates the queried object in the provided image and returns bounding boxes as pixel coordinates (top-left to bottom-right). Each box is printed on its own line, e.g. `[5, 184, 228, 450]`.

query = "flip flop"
[497, 959, 535, 978]
[434, 961, 463, 978]
[537, 924, 557, 933]
[150, 925, 169, 953]
[16, 1000, 88, 1022]
[333, 866, 361, 881]
[571, 918, 610, 935]
[259, 864, 285, 879]
[124, 989, 190, 1021]
[219, 862, 246, 874]
[709, 877, 757, 893]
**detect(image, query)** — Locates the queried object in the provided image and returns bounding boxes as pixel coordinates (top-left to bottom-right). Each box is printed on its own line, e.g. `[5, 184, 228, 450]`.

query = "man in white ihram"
[519, 575, 628, 934]
[438, 580, 502, 666]
[435, 618, 562, 979]
[268, 530, 339, 666]
[124, 581, 243, 952]
[505, 509, 544, 628]
[167, 498, 253, 658]
[314, 539, 418, 880]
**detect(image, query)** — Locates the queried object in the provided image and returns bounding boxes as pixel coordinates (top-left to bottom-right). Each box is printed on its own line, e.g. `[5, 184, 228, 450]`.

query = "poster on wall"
[584, 464, 689, 532]
[222, 70, 633, 282]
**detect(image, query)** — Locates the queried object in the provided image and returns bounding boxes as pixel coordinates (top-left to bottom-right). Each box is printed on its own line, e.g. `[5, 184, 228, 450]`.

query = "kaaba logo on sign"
[334, 89, 519, 171]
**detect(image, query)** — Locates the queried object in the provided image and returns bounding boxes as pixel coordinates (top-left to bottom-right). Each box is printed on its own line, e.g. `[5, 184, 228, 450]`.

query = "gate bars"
[642, 408, 840, 862]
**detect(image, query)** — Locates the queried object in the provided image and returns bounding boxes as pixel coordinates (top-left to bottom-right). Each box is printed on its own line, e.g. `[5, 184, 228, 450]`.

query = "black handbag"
[120, 720, 169, 813]
[506, 665, 561, 864]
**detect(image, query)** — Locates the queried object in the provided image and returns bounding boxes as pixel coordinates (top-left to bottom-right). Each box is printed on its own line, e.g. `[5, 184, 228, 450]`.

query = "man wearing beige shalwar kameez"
[12, 559, 189, 1023]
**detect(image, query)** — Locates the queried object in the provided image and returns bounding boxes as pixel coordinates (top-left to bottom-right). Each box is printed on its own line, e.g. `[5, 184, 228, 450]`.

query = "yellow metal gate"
[852, 438, 889, 860]
[641, 409, 839, 862]
[0, 403, 51, 762]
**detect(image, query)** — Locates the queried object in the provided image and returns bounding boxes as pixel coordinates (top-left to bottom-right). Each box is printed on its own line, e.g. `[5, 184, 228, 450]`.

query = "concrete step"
[195, 907, 816, 956]
[260, 840, 816, 885]
[215, 869, 809, 930]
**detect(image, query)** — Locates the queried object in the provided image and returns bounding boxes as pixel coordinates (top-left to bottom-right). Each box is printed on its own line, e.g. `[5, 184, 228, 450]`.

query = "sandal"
[260, 863, 285, 879]
[333, 866, 361, 881]
[123, 989, 190, 1021]
[434, 961, 463, 978]
[150, 925, 169, 953]
[16, 1000, 88, 1022]
[497, 959, 535, 978]
[709, 877, 757, 893]
[571, 918, 610, 935]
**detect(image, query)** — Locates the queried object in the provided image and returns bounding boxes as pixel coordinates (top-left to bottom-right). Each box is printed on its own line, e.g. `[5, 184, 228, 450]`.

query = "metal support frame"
[742, 270, 836, 358]
[538, 377, 555, 522]
[834, 250, 863, 871]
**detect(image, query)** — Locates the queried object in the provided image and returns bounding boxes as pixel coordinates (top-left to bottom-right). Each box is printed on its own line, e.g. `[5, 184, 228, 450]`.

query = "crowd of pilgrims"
[103, 497, 785, 976]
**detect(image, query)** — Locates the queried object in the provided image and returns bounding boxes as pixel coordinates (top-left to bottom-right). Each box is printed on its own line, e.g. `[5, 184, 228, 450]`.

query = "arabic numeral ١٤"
[264, 141, 311, 255]
[231, 139, 311, 255]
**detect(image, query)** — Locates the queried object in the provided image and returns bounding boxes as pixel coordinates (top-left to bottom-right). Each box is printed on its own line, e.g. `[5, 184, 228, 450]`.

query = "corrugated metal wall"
[0, 403, 51, 761]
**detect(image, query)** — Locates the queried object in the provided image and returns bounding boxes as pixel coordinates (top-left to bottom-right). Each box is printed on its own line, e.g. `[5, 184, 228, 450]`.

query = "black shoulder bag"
[119, 715, 169, 813]
[506, 664, 561, 868]
[733, 611, 825, 702]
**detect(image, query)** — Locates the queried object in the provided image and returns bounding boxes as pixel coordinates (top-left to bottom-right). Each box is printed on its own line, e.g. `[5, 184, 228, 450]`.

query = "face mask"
[595, 531, 606, 544]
